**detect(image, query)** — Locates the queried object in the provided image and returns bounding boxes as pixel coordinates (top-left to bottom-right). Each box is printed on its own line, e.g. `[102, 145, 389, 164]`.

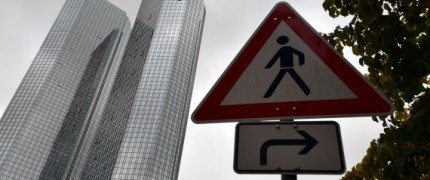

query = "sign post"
[280, 119, 297, 180]
[282, 174, 297, 180]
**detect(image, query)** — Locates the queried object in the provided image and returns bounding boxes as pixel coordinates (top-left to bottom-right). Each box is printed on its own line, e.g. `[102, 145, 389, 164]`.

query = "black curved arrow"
[260, 130, 318, 165]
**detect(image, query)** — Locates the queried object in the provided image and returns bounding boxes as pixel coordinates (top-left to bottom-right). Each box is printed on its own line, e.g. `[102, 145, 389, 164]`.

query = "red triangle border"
[192, 2, 393, 123]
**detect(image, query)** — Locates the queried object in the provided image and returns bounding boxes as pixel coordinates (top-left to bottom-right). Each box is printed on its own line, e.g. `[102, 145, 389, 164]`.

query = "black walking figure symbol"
[263, 36, 310, 98]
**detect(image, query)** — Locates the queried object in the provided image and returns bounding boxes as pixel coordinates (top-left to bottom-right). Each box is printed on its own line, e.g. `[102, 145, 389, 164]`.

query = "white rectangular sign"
[234, 121, 345, 174]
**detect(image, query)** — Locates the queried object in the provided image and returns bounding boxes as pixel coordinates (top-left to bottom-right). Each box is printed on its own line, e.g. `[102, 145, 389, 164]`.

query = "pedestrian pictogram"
[264, 36, 310, 98]
[192, 2, 393, 123]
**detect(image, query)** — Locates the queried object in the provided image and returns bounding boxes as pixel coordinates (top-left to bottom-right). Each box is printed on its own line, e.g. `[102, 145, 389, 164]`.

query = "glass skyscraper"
[0, 0, 130, 179]
[110, 1, 205, 179]
[0, 0, 205, 179]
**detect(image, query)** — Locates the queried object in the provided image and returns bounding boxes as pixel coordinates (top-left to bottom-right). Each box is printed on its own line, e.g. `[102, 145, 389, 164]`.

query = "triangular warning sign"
[192, 2, 393, 123]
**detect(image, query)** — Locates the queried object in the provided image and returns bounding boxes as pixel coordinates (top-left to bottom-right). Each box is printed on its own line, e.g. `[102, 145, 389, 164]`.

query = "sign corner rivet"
[275, 107, 280, 112]
[292, 106, 297, 111]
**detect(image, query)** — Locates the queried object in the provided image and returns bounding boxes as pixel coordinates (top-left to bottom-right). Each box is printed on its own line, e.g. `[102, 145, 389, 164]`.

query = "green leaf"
[352, 44, 360, 55]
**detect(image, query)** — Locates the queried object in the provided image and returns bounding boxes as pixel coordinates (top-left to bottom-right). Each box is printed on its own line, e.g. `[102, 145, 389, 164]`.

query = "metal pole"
[280, 119, 297, 180]
[282, 174, 297, 180]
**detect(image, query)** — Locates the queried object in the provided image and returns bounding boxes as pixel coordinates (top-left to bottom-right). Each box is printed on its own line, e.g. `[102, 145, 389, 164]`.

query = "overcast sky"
[0, 0, 384, 179]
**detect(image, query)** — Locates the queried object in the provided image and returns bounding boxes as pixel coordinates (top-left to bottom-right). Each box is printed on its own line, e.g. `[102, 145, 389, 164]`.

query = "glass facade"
[74, 0, 165, 179]
[0, 0, 205, 179]
[110, 0, 205, 179]
[0, 0, 130, 179]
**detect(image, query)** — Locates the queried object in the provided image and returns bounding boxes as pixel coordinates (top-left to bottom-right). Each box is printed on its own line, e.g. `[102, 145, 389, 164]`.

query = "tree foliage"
[322, 0, 430, 179]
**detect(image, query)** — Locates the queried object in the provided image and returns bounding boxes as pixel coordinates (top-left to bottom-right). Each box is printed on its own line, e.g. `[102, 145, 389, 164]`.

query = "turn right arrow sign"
[260, 130, 318, 165]
[234, 121, 345, 174]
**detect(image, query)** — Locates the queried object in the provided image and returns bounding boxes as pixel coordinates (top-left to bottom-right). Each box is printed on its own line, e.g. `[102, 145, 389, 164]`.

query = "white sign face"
[234, 121, 345, 174]
[222, 22, 356, 106]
